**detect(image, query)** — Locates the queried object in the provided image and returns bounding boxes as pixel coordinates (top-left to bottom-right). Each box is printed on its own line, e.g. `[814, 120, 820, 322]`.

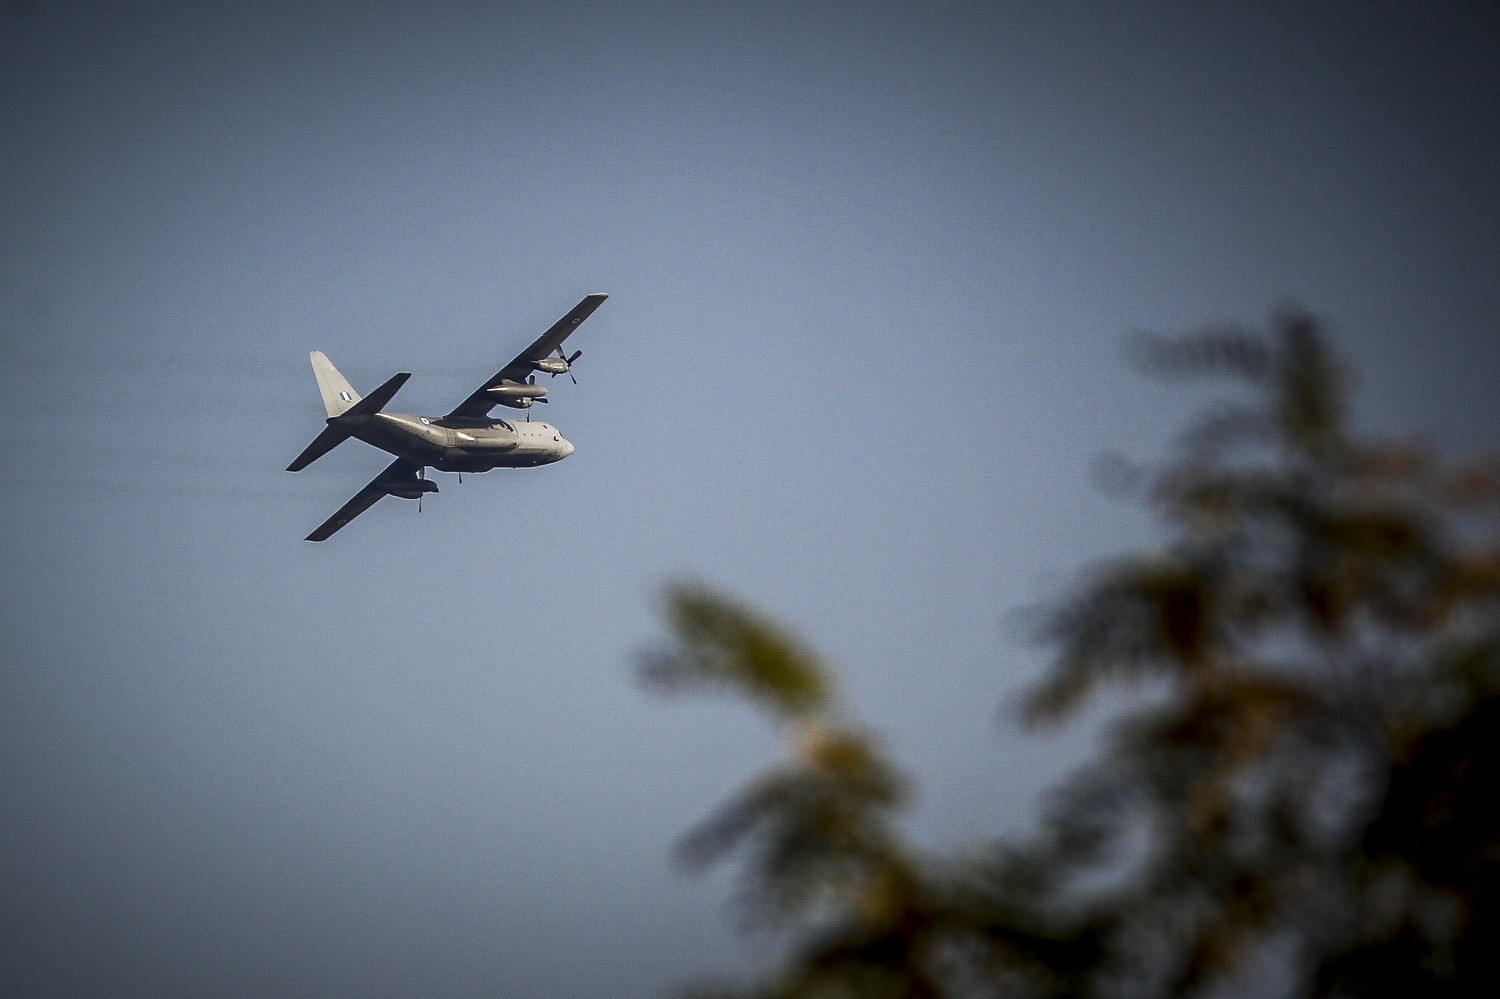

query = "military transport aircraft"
[287, 293, 608, 541]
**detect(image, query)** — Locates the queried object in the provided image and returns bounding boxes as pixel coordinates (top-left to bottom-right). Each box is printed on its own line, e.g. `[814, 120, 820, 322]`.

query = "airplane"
[287, 293, 608, 541]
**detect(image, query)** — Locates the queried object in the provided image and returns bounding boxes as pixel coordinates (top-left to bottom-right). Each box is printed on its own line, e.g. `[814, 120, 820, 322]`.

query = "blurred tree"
[644, 311, 1500, 998]
[642, 586, 939, 997]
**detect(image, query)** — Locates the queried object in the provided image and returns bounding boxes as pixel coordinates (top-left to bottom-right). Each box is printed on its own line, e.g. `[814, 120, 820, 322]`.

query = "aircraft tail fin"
[311, 351, 360, 417]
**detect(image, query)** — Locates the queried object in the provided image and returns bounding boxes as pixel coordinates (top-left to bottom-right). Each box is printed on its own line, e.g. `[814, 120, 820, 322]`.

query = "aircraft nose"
[560, 439, 575, 458]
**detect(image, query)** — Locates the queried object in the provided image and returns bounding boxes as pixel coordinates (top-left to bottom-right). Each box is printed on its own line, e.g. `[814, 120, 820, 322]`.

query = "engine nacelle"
[532, 357, 569, 375]
[487, 381, 547, 400]
[383, 479, 439, 500]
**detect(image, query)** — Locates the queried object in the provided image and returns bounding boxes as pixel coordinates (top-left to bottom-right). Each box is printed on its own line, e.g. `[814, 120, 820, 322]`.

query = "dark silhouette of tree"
[644, 310, 1500, 998]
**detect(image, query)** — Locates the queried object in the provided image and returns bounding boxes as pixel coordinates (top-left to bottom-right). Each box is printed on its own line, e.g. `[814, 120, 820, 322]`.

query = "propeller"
[418, 466, 424, 513]
[551, 348, 582, 384]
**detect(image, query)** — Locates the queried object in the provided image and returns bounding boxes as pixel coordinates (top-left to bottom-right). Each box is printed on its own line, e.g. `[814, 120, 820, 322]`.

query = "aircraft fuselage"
[344, 412, 574, 473]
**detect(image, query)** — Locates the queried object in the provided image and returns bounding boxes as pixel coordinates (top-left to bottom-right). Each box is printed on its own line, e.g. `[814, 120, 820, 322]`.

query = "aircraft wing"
[445, 293, 608, 419]
[305, 458, 421, 542]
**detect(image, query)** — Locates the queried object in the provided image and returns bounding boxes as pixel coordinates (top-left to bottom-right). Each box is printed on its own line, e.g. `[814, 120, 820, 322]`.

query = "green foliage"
[646, 310, 1500, 997]
[674, 721, 913, 927]
[643, 583, 835, 719]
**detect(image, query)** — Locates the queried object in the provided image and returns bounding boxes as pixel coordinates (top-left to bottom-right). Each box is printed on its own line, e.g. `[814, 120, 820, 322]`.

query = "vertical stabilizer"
[310, 351, 360, 417]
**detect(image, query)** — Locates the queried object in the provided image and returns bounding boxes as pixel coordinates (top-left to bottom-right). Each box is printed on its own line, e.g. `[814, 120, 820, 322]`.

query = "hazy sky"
[2, 2, 1497, 996]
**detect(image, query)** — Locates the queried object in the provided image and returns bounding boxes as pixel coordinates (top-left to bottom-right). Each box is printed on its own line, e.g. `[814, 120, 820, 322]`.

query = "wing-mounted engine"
[532, 349, 582, 382]
[487, 377, 549, 409]
[382, 478, 438, 499]
[377, 464, 438, 500]
[302, 457, 436, 541]
[445, 293, 604, 421]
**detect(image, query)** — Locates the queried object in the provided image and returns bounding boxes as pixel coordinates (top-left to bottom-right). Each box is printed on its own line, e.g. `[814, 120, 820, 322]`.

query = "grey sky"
[2, 2, 1497, 996]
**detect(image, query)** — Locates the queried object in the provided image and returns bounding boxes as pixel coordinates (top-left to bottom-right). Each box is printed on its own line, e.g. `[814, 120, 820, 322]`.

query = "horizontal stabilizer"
[289, 373, 408, 472]
[286, 423, 353, 471]
[336, 371, 410, 420]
